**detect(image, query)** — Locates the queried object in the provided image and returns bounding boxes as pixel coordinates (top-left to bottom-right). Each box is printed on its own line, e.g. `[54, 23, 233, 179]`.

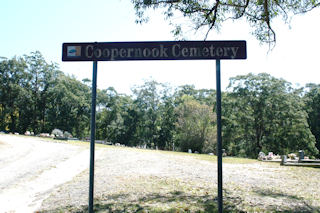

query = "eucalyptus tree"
[23, 51, 60, 133]
[45, 73, 91, 138]
[224, 73, 318, 157]
[304, 83, 320, 157]
[132, 80, 167, 148]
[96, 87, 126, 143]
[115, 95, 140, 146]
[156, 87, 177, 150]
[175, 85, 216, 106]
[175, 95, 216, 153]
[131, 0, 319, 47]
[0, 57, 28, 132]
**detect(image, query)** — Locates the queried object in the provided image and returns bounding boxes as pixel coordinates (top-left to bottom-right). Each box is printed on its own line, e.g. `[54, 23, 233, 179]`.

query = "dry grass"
[38, 144, 320, 213]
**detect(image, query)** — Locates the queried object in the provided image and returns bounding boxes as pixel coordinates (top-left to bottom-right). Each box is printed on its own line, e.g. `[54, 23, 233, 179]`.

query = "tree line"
[1, 52, 319, 158]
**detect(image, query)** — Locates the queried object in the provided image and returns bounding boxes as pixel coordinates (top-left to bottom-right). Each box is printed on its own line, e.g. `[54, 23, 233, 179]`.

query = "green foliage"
[175, 96, 216, 153]
[1, 53, 319, 158]
[304, 83, 320, 157]
[131, 0, 320, 46]
[131, 80, 164, 148]
[223, 73, 318, 158]
[0, 52, 90, 138]
[0, 56, 28, 133]
[157, 94, 176, 150]
[45, 73, 91, 138]
[96, 88, 136, 145]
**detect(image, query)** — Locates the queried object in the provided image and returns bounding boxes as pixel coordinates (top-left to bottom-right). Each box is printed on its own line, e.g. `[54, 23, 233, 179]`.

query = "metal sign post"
[216, 59, 223, 213]
[62, 40, 246, 213]
[89, 61, 98, 213]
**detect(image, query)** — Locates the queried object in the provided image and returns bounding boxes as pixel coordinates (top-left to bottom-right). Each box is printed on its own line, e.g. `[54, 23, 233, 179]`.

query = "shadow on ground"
[40, 188, 320, 213]
[252, 188, 320, 213]
[39, 190, 243, 213]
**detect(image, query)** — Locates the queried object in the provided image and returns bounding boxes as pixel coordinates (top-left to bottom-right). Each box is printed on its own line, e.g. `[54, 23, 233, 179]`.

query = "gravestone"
[299, 150, 304, 162]
[281, 155, 287, 165]
[258, 152, 266, 161]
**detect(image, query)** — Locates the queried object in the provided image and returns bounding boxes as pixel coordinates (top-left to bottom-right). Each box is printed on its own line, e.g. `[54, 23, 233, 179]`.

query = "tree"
[132, 80, 165, 148]
[157, 93, 177, 150]
[96, 87, 127, 144]
[0, 52, 92, 137]
[46, 74, 91, 138]
[24, 51, 61, 134]
[224, 73, 318, 158]
[0, 56, 28, 132]
[304, 83, 320, 158]
[131, 0, 320, 46]
[175, 95, 216, 153]
[116, 95, 140, 146]
[175, 85, 216, 106]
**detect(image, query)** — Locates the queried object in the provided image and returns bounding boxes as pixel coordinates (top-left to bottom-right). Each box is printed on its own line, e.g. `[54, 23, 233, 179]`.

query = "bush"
[202, 129, 217, 154]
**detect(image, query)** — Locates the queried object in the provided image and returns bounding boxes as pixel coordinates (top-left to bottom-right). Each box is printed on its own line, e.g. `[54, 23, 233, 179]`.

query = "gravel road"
[0, 134, 94, 213]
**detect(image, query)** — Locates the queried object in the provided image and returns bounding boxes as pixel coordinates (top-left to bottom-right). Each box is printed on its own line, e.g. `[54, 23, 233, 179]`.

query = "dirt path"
[0, 134, 98, 213]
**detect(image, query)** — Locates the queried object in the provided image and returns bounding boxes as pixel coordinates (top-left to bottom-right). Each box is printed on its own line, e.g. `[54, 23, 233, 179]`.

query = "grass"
[39, 152, 320, 213]
[41, 176, 223, 213]
[190, 154, 258, 164]
[3, 134, 319, 212]
[13, 134, 259, 164]
[138, 149, 258, 164]
[94, 145, 259, 164]
[42, 172, 320, 213]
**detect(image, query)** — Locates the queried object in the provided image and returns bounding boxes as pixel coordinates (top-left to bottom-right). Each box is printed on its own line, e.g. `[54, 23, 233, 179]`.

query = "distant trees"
[304, 84, 320, 157]
[131, 80, 165, 148]
[0, 52, 91, 137]
[223, 73, 318, 158]
[46, 74, 91, 138]
[0, 56, 28, 133]
[157, 93, 176, 150]
[96, 87, 133, 145]
[1, 52, 319, 158]
[175, 96, 216, 153]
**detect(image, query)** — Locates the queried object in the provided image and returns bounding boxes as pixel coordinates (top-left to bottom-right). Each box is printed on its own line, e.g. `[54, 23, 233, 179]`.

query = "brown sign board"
[62, 41, 246, 61]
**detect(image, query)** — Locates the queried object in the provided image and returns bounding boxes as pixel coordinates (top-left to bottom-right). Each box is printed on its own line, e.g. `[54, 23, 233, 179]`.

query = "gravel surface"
[0, 134, 91, 213]
[40, 147, 320, 212]
[1, 134, 319, 212]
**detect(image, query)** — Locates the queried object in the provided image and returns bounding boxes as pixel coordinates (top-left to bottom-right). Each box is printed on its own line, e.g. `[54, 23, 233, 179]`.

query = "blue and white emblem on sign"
[67, 46, 81, 57]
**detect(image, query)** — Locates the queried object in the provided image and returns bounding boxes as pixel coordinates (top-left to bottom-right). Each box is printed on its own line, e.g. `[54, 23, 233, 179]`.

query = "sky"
[1, 0, 320, 94]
